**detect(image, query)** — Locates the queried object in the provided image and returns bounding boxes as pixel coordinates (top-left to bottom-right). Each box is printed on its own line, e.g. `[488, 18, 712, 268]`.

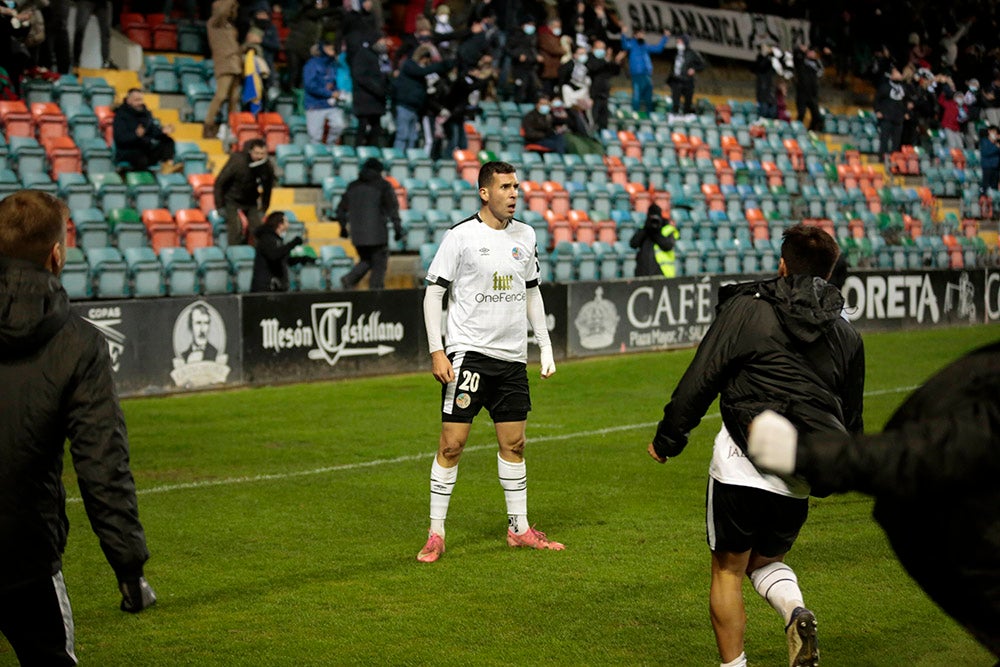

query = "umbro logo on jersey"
[479, 247, 491, 255]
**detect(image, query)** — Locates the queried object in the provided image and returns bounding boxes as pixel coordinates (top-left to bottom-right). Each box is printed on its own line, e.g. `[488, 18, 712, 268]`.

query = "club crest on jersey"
[455, 392, 471, 409]
[492, 272, 514, 291]
[479, 246, 491, 255]
[511, 247, 524, 260]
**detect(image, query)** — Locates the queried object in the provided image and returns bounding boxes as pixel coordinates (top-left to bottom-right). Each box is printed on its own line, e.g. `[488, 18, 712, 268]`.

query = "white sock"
[497, 454, 528, 534]
[429, 457, 457, 538]
[750, 562, 804, 626]
[720, 651, 747, 667]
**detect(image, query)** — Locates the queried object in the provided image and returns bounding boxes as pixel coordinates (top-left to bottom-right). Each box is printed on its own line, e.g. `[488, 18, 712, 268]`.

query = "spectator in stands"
[303, 40, 347, 146]
[979, 124, 1000, 197]
[0, 190, 156, 667]
[521, 94, 566, 154]
[507, 16, 541, 104]
[937, 75, 967, 150]
[341, 0, 379, 61]
[586, 39, 623, 131]
[455, 14, 501, 79]
[204, 0, 242, 139]
[747, 341, 1000, 661]
[334, 157, 403, 291]
[392, 43, 451, 152]
[793, 44, 826, 132]
[537, 17, 566, 97]
[939, 19, 974, 74]
[559, 45, 592, 112]
[350, 36, 390, 148]
[0, 3, 36, 94]
[630, 203, 677, 278]
[620, 25, 669, 114]
[590, 0, 621, 49]
[982, 72, 1000, 129]
[963, 78, 984, 147]
[442, 53, 496, 155]
[284, 0, 341, 92]
[433, 3, 454, 57]
[248, 1, 281, 91]
[667, 34, 705, 116]
[112, 88, 182, 174]
[907, 69, 938, 150]
[396, 13, 434, 66]
[875, 66, 909, 160]
[214, 138, 275, 247]
[40, 0, 69, 74]
[754, 43, 779, 119]
[250, 211, 305, 292]
[72, 0, 112, 69]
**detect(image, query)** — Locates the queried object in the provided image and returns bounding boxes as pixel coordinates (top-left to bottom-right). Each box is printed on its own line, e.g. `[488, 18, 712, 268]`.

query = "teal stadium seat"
[58, 172, 96, 211]
[305, 143, 335, 184]
[276, 144, 308, 186]
[80, 137, 114, 179]
[184, 80, 213, 123]
[91, 171, 128, 211]
[193, 246, 232, 294]
[290, 245, 325, 291]
[321, 244, 355, 286]
[72, 207, 110, 250]
[157, 172, 195, 214]
[145, 55, 179, 93]
[82, 77, 115, 108]
[124, 170, 160, 211]
[86, 246, 129, 298]
[9, 136, 45, 176]
[124, 246, 165, 297]
[225, 244, 255, 293]
[173, 141, 208, 176]
[159, 246, 198, 296]
[61, 246, 90, 299]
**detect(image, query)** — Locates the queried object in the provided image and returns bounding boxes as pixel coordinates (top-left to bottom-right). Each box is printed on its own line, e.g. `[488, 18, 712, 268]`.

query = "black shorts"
[706, 478, 808, 557]
[441, 350, 531, 423]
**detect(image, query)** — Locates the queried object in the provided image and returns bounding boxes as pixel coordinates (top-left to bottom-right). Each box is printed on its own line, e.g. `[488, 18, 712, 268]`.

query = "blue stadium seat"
[183, 80, 213, 122]
[305, 143, 335, 184]
[86, 246, 129, 298]
[53, 75, 84, 111]
[159, 246, 199, 296]
[157, 172, 195, 214]
[82, 76, 115, 108]
[145, 55, 179, 93]
[225, 244, 255, 293]
[321, 244, 354, 286]
[173, 141, 208, 176]
[124, 246, 165, 297]
[61, 246, 90, 299]
[91, 171, 128, 211]
[9, 136, 45, 176]
[72, 207, 110, 250]
[276, 144, 308, 186]
[193, 246, 232, 294]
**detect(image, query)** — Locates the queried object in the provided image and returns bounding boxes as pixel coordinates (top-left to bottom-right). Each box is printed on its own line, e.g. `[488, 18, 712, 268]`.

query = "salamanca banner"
[612, 0, 810, 61]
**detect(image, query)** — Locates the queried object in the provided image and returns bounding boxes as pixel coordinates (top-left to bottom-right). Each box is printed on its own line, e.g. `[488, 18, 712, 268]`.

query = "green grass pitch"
[2, 324, 997, 665]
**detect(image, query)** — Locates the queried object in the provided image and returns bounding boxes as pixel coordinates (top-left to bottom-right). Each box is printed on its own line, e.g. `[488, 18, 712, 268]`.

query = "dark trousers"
[355, 114, 384, 148]
[342, 244, 389, 289]
[511, 67, 539, 104]
[798, 96, 823, 132]
[878, 119, 903, 159]
[981, 166, 999, 196]
[223, 202, 262, 247]
[73, 0, 112, 65]
[670, 79, 695, 115]
[0, 572, 77, 666]
[41, 0, 71, 73]
[117, 136, 176, 172]
[592, 94, 610, 131]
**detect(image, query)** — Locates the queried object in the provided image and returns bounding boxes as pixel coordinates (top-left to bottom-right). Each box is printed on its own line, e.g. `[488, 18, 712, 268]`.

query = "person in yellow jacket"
[629, 203, 678, 277]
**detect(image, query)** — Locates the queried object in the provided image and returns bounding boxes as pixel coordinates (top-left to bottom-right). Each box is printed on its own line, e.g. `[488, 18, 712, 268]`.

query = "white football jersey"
[426, 213, 540, 363]
[709, 425, 810, 499]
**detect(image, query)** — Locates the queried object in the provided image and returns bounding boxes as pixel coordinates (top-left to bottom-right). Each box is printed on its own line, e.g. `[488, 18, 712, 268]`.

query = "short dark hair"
[245, 138, 268, 153]
[478, 161, 517, 190]
[0, 190, 68, 266]
[780, 224, 840, 279]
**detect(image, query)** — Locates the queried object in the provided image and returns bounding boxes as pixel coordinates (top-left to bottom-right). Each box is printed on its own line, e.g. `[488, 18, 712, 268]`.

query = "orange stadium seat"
[257, 112, 290, 153]
[0, 100, 32, 139]
[542, 181, 569, 215]
[42, 135, 82, 177]
[617, 130, 641, 159]
[625, 182, 651, 213]
[603, 155, 626, 185]
[175, 208, 213, 251]
[141, 208, 179, 253]
[453, 149, 479, 183]
[384, 175, 408, 210]
[93, 106, 114, 145]
[188, 173, 216, 213]
[228, 112, 262, 150]
[714, 158, 734, 186]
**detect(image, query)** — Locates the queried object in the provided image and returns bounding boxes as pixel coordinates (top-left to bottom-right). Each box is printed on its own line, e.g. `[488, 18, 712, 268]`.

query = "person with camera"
[629, 203, 677, 277]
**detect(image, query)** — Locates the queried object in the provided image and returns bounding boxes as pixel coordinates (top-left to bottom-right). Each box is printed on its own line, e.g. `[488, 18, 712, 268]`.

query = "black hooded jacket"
[0, 256, 149, 592]
[334, 160, 402, 247]
[652, 275, 865, 478]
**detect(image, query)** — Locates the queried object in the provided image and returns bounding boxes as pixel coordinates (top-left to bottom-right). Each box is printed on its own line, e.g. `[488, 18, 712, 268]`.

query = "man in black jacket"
[251, 211, 306, 292]
[794, 45, 826, 132]
[748, 342, 1000, 660]
[586, 39, 624, 131]
[647, 224, 865, 667]
[668, 35, 706, 116]
[334, 158, 403, 290]
[112, 88, 181, 174]
[0, 190, 155, 666]
[350, 37, 390, 148]
[213, 138, 275, 247]
[874, 66, 910, 160]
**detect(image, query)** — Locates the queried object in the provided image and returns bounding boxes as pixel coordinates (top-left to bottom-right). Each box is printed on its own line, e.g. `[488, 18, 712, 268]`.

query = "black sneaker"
[786, 607, 818, 666]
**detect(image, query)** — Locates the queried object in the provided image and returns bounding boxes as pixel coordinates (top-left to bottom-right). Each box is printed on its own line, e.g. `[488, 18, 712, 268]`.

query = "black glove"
[339, 223, 349, 239]
[395, 230, 406, 243]
[119, 576, 157, 613]
[291, 236, 304, 247]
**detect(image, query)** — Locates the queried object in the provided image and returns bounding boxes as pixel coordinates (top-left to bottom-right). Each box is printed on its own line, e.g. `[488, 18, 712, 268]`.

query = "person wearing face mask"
[522, 95, 567, 154]
[303, 40, 348, 146]
[875, 66, 909, 160]
[284, 0, 342, 92]
[559, 46, 593, 112]
[507, 17, 542, 104]
[251, 211, 306, 292]
[964, 79, 984, 147]
[213, 138, 276, 247]
[537, 18, 567, 96]
[433, 4, 454, 57]
[248, 1, 281, 87]
[587, 39, 625, 131]
[620, 25, 670, 114]
[668, 34, 705, 116]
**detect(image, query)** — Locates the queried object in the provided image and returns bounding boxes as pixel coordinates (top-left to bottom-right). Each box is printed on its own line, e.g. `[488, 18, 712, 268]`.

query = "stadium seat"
[86, 246, 129, 298]
[0, 100, 31, 139]
[125, 171, 161, 211]
[257, 112, 290, 153]
[225, 244, 255, 293]
[124, 246, 165, 297]
[61, 246, 90, 299]
[53, 76, 84, 111]
[152, 18, 179, 52]
[276, 144, 308, 186]
[42, 135, 82, 177]
[290, 245, 324, 291]
[142, 208, 180, 253]
[157, 172, 195, 213]
[320, 244, 354, 286]
[193, 245, 231, 294]
[82, 77, 115, 108]
[9, 136, 46, 175]
[175, 208, 214, 251]
[184, 80, 213, 123]
[159, 246, 199, 296]
[58, 173, 95, 211]
[173, 141, 208, 176]
[305, 144, 335, 184]
[145, 54, 179, 93]
[80, 137, 114, 179]
[20, 172, 57, 196]
[188, 173, 216, 213]
[108, 207, 147, 249]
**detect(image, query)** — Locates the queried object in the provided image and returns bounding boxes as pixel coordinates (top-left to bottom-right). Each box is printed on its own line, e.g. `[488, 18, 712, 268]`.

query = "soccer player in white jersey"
[417, 161, 563, 563]
[647, 225, 865, 667]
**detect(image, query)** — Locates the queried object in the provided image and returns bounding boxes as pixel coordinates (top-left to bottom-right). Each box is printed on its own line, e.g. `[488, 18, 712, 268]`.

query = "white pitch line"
[65, 385, 920, 503]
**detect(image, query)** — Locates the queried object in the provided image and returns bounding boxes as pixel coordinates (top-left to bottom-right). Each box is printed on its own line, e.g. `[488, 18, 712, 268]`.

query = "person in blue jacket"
[302, 41, 347, 145]
[619, 25, 670, 114]
[979, 124, 1000, 198]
